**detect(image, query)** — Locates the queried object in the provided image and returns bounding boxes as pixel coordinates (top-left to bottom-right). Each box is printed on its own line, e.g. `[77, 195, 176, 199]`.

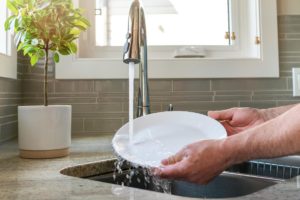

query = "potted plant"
[5, 0, 90, 158]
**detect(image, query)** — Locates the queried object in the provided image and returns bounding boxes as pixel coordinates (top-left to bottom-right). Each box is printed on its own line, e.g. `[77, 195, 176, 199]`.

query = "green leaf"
[17, 42, 24, 51]
[14, 31, 22, 46]
[38, 49, 45, 58]
[53, 52, 60, 63]
[68, 42, 77, 53]
[30, 54, 39, 66]
[4, 15, 16, 31]
[23, 46, 36, 55]
[6, 0, 18, 15]
[58, 47, 71, 55]
[69, 28, 81, 35]
[31, 39, 39, 46]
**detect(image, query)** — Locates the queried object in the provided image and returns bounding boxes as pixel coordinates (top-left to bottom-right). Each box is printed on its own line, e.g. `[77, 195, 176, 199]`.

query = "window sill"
[56, 56, 279, 79]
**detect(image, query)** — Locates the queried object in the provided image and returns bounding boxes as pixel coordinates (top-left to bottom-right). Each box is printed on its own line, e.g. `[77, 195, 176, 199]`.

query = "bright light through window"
[95, 0, 230, 46]
[0, 0, 8, 55]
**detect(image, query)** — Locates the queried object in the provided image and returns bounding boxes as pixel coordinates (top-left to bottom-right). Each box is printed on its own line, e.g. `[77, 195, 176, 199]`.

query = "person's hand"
[208, 107, 266, 136]
[153, 139, 232, 185]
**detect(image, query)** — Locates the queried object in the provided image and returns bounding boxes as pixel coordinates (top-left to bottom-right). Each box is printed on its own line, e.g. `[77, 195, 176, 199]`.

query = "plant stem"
[44, 46, 49, 106]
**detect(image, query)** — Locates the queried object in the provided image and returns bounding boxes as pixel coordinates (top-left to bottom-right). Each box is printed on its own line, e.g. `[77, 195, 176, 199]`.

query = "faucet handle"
[168, 104, 174, 111]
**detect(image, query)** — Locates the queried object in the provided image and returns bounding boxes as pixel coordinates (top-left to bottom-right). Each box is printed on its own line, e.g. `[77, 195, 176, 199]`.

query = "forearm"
[223, 104, 300, 164]
[260, 103, 299, 121]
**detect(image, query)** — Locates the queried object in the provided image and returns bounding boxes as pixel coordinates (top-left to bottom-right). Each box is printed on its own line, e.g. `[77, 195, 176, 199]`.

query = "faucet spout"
[123, 0, 150, 118]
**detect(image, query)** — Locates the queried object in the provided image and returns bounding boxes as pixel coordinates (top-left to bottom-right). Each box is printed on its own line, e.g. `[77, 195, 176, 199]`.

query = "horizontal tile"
[278, 16, 300, 24]
[163, 101, 237, 112]
[72, 112, 128, 118]
[95, 80, 128, 92]
[278, 24, 300, 33]
[279, 40, 300, 51]
[149, 80, 172, 92]
[22, 93, 98, 98]
[173, 79, 210, 92]
[48, 98, 97, 104]
[72, 118, 84, 133]
[0, 79, 21, 93]
[0, 98, 22, 106]
[0, 106, 17, 116]
[211, 79, 287, 91]
[280, 63, 300, 71]
[239, 101, 277, 109]
[123, 103, 162, 112]
[214, 95, 251, 101]
[277, 100, 300, 106]
[84, 119, 123, 133]
[0, 93, 22, 98]
[280, 57, 300, 62]
[280, 52, 300, 57]
[0, 122, 18, 141]
[0, 115, 17, 125]
[215, 91, 252, 95]
[55, 80, 95, 93]
[253, 90, 292, 95]
[171, 91, 214, 96]
[252, 95, 299, 101]
[22, 80, 54, 93]
[150, 95, 213, 102]
[98, 96, 128, 103]
[72, 103, 123, 113]
[280, 71, 292, 77]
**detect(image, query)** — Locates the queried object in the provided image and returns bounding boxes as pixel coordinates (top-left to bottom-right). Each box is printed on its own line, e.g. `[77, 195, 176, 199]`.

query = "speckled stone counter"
[1, 135, 300, 200]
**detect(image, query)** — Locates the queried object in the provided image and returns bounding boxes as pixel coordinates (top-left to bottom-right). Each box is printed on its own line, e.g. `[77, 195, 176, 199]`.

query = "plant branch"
[44, 42, 49, 106]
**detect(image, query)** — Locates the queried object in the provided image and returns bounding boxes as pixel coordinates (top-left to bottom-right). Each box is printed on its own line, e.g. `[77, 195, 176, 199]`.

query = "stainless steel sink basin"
[61, 159, 295, 199]
[87, 168, 281, 199]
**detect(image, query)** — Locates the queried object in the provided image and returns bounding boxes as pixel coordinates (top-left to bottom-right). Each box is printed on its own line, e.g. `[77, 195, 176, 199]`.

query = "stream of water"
[128, 62, 135, 144]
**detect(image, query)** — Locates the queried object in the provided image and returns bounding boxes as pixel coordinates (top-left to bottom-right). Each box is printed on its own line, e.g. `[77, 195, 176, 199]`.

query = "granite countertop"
[1, 135, 300, 200]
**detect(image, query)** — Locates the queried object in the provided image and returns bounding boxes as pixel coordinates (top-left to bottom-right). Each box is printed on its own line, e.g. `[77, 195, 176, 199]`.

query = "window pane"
[0, 0, 7, 54]
[95, 0, 229, 46]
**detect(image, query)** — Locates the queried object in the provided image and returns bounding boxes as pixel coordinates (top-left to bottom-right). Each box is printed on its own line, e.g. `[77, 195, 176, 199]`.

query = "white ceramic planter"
[18, 105, 71, 159]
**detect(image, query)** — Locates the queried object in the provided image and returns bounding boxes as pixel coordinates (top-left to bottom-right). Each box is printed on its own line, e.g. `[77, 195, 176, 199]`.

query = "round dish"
[112, 111, 227, 168]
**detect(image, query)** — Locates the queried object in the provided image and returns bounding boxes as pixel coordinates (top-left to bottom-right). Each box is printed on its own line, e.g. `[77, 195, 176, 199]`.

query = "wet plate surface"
[112, 111, 227, 167]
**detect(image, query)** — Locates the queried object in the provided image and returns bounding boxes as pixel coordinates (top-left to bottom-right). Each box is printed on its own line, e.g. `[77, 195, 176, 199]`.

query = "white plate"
[112, 111, 227, 168]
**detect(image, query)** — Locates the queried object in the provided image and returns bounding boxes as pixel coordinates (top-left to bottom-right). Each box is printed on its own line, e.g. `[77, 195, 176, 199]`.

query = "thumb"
[208, 108, 236, 121]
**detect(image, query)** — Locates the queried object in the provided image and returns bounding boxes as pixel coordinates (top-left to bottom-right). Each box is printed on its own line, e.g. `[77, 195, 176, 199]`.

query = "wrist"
[258, 108, 272, 122]
[219, 135, 250, 167]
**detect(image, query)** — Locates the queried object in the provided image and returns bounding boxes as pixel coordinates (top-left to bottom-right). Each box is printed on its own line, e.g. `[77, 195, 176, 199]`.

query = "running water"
[128, 62, 135, 144]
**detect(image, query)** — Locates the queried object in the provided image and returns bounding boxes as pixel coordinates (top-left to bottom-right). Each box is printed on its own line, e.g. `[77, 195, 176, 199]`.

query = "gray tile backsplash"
[1, 15, 300, 141]
[0, 78, 21, 143]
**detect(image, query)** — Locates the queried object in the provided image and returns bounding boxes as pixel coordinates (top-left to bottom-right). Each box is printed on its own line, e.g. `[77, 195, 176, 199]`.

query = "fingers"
[208, 108, 236, 121]
[154, 163, 185, 179]
[161, 151, 184, 166]
[220, 121, 236, 136]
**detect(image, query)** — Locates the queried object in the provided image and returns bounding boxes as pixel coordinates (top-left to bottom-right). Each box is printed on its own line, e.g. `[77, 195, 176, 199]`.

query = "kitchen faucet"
[123, 0, 150, 118]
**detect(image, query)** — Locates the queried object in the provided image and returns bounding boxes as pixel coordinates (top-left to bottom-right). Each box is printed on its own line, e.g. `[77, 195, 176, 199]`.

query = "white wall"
[278, 0, 300, 15]
[0, 42, 17, 80]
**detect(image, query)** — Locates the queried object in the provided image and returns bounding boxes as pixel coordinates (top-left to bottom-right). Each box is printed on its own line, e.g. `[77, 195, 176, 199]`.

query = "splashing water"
[113, 157, 172, 195]
[129, 62, 135, 144]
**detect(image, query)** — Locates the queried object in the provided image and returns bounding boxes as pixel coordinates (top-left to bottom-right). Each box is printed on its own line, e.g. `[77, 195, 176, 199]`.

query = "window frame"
[0, 3, 17, 79]
[56, 0, 279, 79]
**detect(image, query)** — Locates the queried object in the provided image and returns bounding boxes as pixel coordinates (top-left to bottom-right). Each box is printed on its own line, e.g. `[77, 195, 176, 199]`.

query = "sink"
[61, 159, 287, 199]
[88, 169, 280, 199]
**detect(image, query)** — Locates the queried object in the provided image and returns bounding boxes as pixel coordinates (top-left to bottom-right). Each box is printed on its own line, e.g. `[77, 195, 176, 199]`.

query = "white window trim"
[0, 6, 17, 80]
[56, 0, 279, 79]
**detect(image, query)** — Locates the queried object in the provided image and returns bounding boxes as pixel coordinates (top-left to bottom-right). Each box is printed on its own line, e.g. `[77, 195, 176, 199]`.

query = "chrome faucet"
[123, 0, 150, 118]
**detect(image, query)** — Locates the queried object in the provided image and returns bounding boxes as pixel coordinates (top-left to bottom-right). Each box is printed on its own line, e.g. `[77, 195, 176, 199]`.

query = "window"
[95, 0, 230, 46]
[0, 0, 10, 55]
[0, 1, 17, 79]
[56, 0, 279, 79]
